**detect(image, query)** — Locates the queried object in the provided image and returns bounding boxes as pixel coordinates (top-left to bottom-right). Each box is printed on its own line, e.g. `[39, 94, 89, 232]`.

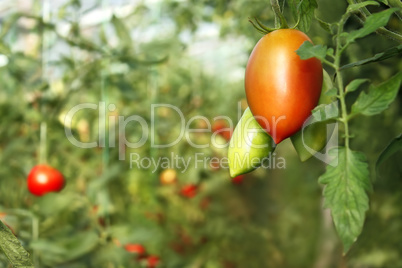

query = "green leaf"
[325, 87, 338, 97]
[315, 16, 333, 34]
[0, 220, 34, 267]
[289, 0, 318, 32]
[351, 72, 402, 116]
[340, 45, 402, 70]
[376, 134, 402, 176]
[388, 0, 402, 19]
[346, 8, 398, 43]
[347, 1, 379, 13]
[345, 79, 369, 94]
[312, 102, 339, 122]
[319, 147, 370, 252]
[296, 41, 328, 61]
[0, 13, 22, 40]
[111, 15, 133, 50]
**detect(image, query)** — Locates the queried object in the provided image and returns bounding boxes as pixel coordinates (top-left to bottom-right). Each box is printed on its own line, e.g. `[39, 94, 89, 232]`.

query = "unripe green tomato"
[228, 108, 275, 177]
[290, 70, 335, 161]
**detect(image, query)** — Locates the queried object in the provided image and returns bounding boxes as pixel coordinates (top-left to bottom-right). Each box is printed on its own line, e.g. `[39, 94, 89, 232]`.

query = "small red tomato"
[146, 255, 160, 268]
[212, 120, 233, 141]
[27, 165, 65, 196]
[124, 243, 146, 256]
[180, 184, 198, 198]
[232, 175, 245, 184]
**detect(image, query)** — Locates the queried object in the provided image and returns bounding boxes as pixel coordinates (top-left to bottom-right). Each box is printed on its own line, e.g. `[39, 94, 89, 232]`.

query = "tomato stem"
[32, 216, 39, 267]
[270, 0, 288, 29]
[39, 122, 47, 164]
[334, 15, 351, 150]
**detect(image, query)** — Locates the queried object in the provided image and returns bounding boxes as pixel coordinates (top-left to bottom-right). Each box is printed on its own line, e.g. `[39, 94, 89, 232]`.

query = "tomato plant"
[245, 29, 323, 144]
[27, 165, 65, 196]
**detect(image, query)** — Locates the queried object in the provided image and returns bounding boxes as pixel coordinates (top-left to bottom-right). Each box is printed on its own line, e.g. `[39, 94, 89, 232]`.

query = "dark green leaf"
[376, 134, 402, 176]
[319, 147, 370, 252]
[347, 8, 398, 43]
[351, 72, 401, 116]
[0, 220, 34, 267]
[296, 41, 328, 61]
[345, 79, 369, 94]
[347, 1, 379, 13]
[340, 45, 402, 70]
[289, 0, 318, 32]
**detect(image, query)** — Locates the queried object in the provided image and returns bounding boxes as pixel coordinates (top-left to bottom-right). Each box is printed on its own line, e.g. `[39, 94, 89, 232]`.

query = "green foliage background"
[0, 0, 401, 267]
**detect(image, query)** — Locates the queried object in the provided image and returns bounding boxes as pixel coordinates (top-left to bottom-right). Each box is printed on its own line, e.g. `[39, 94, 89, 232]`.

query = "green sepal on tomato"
[290, 70, 336, 161]
[228, 108, 275, 178]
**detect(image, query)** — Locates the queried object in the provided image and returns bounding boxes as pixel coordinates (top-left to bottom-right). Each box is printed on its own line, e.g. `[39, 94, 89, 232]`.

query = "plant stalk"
[335, 18, 351, 149]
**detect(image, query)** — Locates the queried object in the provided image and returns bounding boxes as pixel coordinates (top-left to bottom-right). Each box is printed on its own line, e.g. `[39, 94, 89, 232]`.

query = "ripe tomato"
[245, 29, 322, 144]
[124, 243, 146, 256]
[180, 184, 198, 198]
[27, 165, 65, 196]
[146, 255, 160, 268]
[212, 120, 233, 141]
[232, 175, 245, 184]
[159, 169, 177, 185]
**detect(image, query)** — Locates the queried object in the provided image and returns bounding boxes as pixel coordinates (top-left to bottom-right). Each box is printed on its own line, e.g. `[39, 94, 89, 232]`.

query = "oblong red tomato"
[245, 29, 323, 144]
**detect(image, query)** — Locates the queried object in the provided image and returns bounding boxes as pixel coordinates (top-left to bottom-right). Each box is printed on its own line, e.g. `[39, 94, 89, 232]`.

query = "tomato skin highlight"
[245, 29, 323, 144]
[27, 165, 65, 196]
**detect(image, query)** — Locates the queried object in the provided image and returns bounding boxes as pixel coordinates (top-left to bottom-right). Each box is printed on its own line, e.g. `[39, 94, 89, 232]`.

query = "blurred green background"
[0, 0, 401, 267]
